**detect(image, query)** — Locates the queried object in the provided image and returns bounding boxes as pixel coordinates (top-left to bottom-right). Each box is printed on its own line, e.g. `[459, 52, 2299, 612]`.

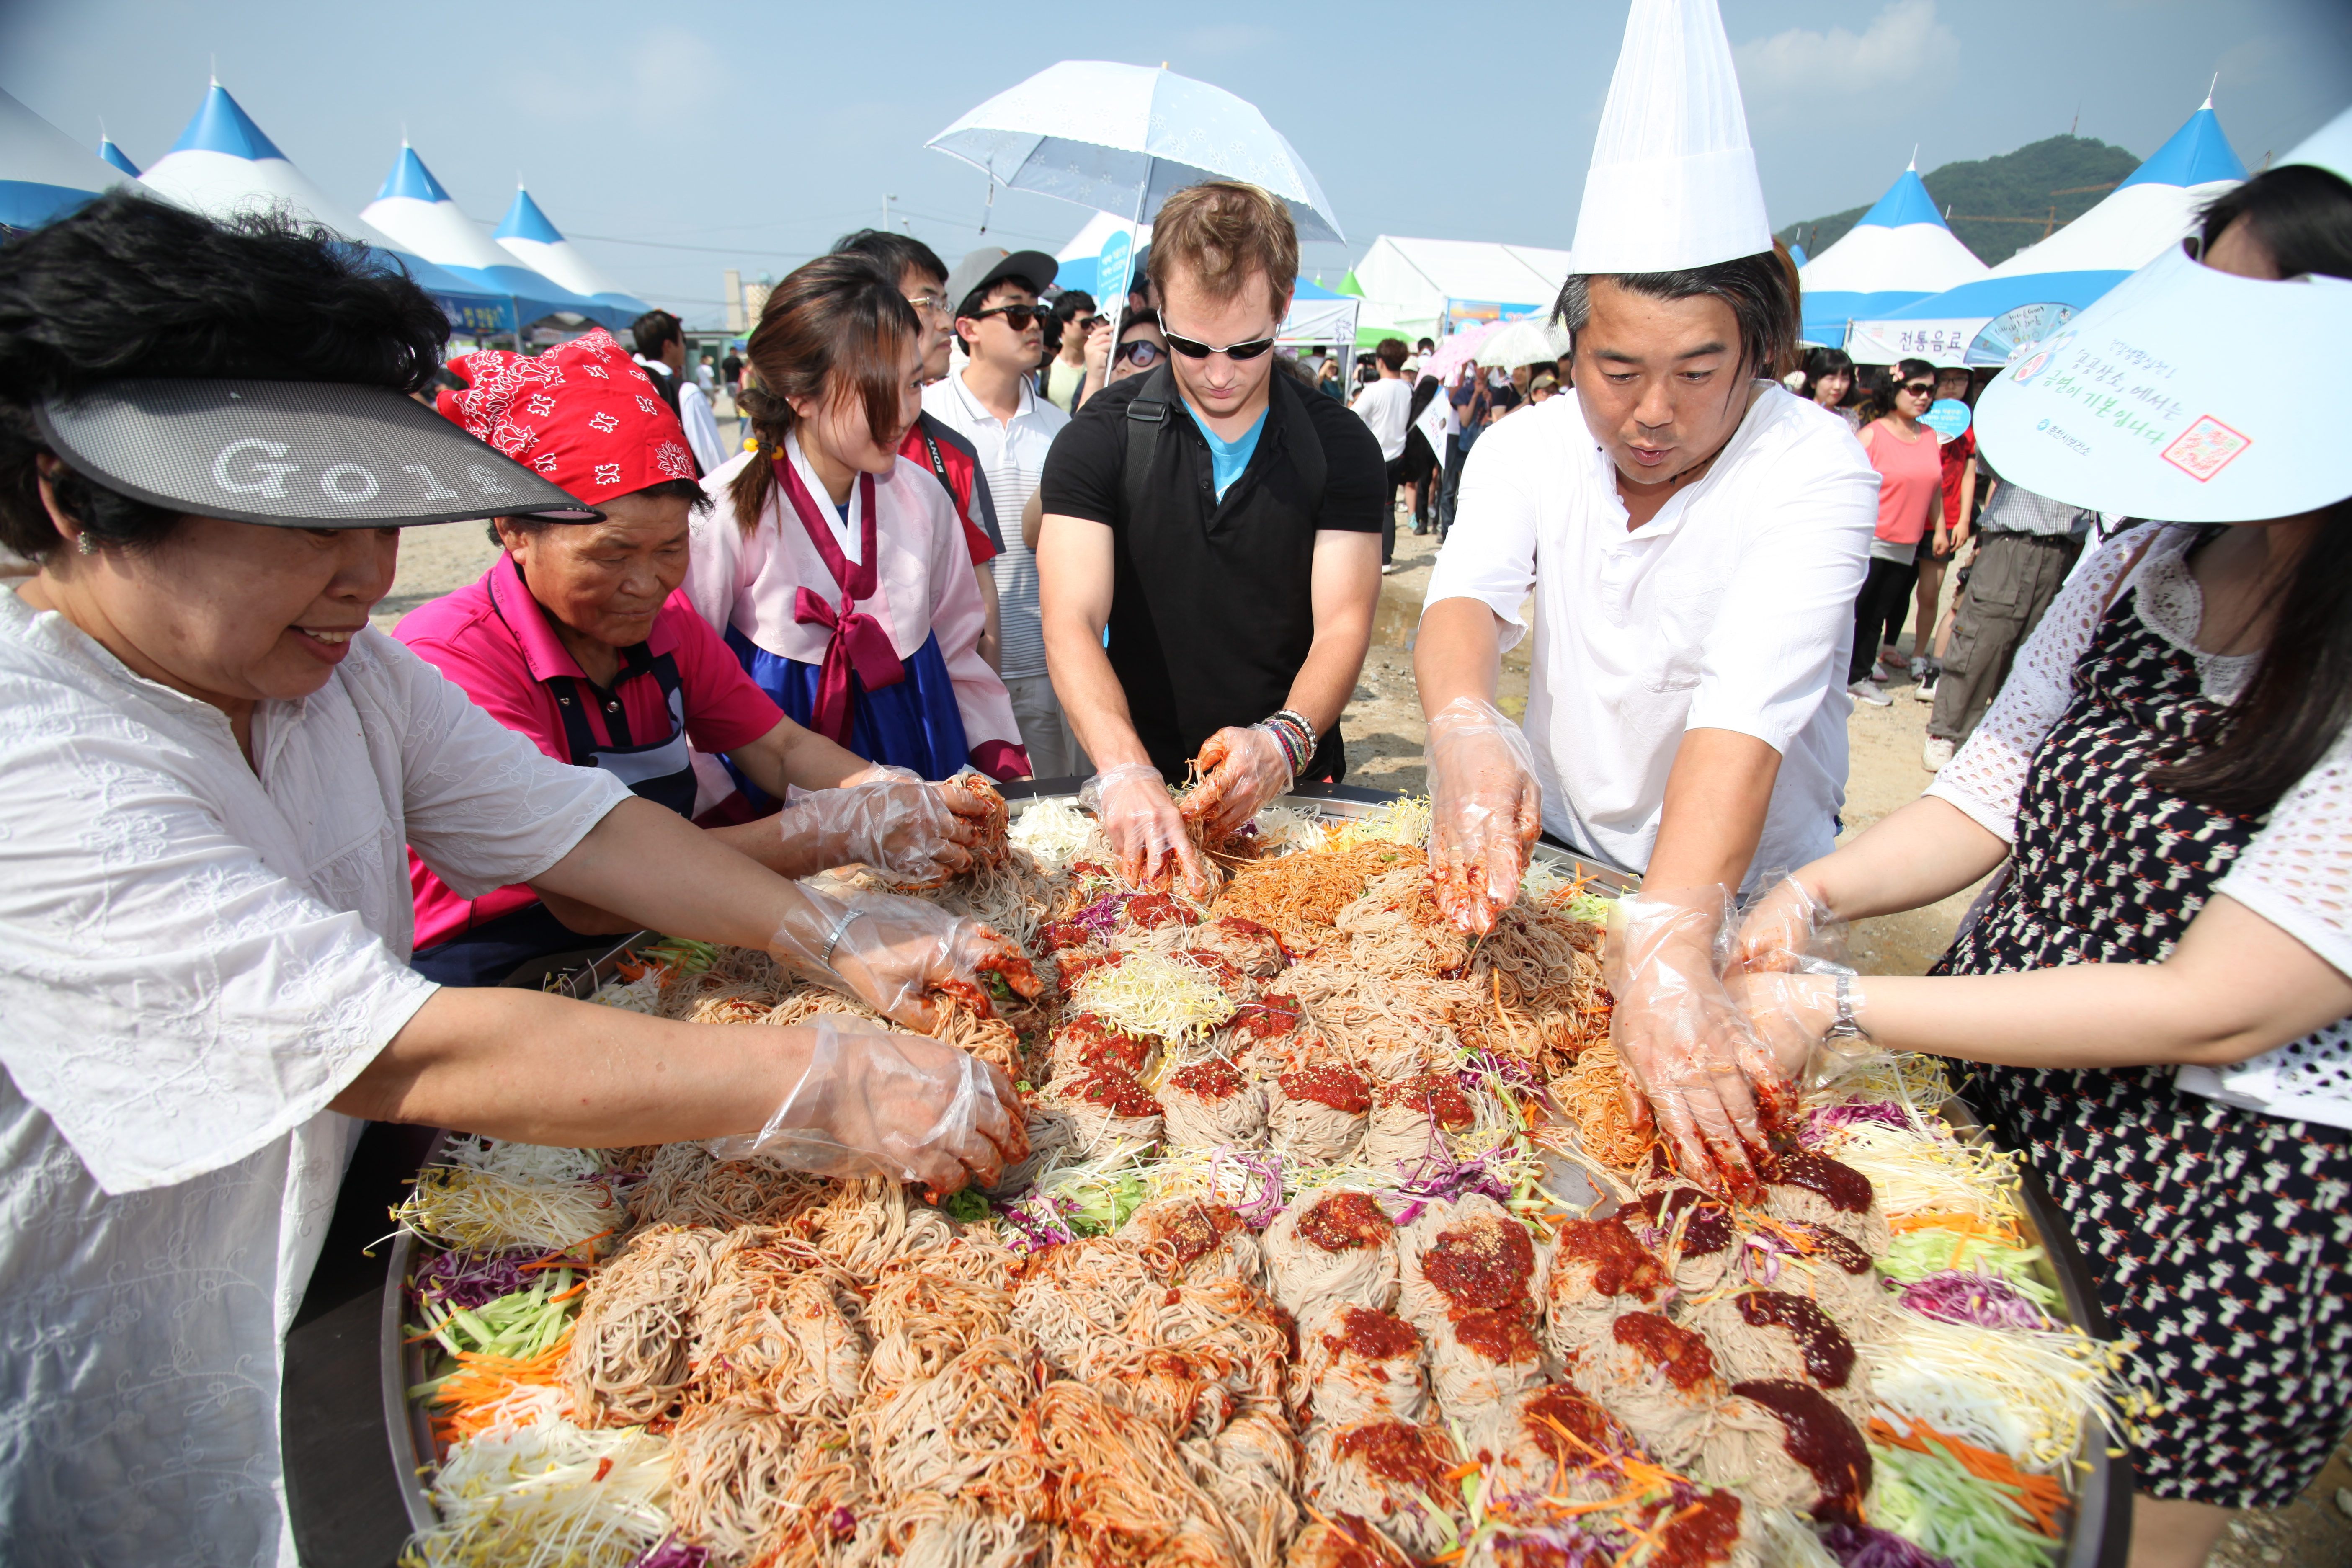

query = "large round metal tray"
[381, 784, 2124, 1564]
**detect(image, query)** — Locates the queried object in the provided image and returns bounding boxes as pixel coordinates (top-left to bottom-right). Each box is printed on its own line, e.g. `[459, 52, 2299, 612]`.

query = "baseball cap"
[944, 247, 1059, 317]
[36, 378, 601, 529]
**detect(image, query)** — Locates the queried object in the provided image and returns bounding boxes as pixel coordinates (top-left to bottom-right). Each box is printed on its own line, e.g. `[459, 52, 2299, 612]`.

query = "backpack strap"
[1269, 368, 1328, 511]
[1122, 362, 1174, 525]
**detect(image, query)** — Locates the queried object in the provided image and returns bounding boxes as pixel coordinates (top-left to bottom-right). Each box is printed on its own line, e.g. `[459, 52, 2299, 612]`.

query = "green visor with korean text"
[36, 378, 602, 528]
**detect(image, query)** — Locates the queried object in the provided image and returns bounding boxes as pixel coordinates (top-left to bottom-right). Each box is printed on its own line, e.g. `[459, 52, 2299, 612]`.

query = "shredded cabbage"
[1069, 949, 1237, 1040]
[1879, 1230, 2057, 1305]
[1870, 1442, 2059, 1568]
[1007, 798, 1099, 871]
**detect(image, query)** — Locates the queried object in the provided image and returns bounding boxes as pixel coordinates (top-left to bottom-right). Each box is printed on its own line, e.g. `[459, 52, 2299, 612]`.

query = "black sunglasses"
[970, 304, 1049, 330]
[1116, 338, 1165, 368]
[1161, 326, 1277, 361]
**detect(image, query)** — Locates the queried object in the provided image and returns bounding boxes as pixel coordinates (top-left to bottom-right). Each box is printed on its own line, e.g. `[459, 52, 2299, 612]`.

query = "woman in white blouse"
[0, 196, 1025, 1565]
[1732, 138, 2352, 1568]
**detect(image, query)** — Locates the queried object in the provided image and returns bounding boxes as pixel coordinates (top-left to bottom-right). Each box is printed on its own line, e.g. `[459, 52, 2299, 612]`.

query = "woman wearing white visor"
[0, 195, 1029, 1563]
[1731, 110, 2352, 1568]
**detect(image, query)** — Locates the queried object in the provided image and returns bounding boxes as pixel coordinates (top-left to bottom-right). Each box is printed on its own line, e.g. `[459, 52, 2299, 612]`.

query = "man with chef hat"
[1413, 0, 1880, 1190]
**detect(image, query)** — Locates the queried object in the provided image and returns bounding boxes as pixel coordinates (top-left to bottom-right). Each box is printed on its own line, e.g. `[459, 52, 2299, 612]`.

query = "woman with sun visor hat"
[0, 193, 1030, 1563]
[397, 327, 1002, 987]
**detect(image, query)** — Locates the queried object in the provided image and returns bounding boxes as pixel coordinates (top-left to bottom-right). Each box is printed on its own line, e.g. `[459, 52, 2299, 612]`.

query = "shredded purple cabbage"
[414, 1248, 539, 1311]
[1000, 1192, 1083, 1253]
[1394, 1145, 1514, 1225]
[1070, 892, 1129, 936]
[1459, 1048, 1544, 1097]
[1899, 1270, 2055, 1330]
[1210, 1149, 1287, 1228]
[629, 1535, 709, 1568]
[827, 1505, 857, 1540]
[1818, 1522, 1957, 1568]
[1802, 1100, 1911, 1146]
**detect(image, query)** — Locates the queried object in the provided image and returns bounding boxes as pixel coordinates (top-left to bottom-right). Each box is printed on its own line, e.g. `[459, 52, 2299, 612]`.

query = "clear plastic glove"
[1180, 725, 1295, 840]
[1727, 967, 1883, 1096]
[1604, 886, 1795, 1199]
[1081, 762, 1207, 894]
[704, 1014, 1027, 1197]
[1424, 696, 1544, 934]
[770, 887, 1041, 1032]
[1728, 874, 1847, 974]
[776, 769, 982, 886]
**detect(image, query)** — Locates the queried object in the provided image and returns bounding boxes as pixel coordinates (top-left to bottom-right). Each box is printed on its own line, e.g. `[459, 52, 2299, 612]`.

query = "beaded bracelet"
[1260, 713, 1311, 778]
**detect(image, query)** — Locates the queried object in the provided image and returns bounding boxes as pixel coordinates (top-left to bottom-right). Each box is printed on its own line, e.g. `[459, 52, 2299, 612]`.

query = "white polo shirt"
[1423, 383, 1878, 885]
[922, 371, 1068, 681]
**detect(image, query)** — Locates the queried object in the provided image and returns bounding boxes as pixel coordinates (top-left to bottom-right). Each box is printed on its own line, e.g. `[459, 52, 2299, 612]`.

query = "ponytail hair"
[727, 253, 921, 535]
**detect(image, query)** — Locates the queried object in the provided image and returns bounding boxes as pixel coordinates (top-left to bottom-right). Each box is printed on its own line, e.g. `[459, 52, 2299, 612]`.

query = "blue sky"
[7, 0, 2346, 326]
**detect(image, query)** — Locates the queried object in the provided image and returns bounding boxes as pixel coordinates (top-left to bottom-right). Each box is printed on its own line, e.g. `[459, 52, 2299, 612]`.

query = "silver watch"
[1823, 970, 1869, 1043]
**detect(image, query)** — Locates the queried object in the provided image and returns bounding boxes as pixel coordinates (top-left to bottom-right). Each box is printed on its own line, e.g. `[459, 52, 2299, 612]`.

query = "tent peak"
[377, 143, 451, 206]
[495, 185, 566, 245]
[2117, 98, 2246, 192]
[169, 82, 284, 163]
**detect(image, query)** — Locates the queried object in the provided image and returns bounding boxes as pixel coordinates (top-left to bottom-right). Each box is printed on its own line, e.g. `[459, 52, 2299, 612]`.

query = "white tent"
[493, 185, 650, 318]
[1051, 211, 1151, 298]
[1849, 98, 2246, 365]
[139, 82, 511, 334]
[362, 144, 624, 330]
[1796, 161, 1988, 347]
[1344, 235, 1576, 343]
[0, 87, 132, 230]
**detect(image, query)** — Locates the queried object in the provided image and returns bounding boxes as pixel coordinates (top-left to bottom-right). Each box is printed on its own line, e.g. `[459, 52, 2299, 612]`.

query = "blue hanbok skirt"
[725, 627, 972, 797]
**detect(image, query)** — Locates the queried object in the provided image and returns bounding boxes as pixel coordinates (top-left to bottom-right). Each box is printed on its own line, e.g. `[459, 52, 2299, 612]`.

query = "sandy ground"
[376, 476, 2350, 1566]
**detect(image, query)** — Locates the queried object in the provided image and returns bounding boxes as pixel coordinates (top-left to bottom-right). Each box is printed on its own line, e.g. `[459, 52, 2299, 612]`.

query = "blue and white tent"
[1796, 160, 1988, 348]
[493, 186, 650, 320]
[1851, 98, 2246, 364]
[0, 88, 132, 231]
[361, 144, 626, 331]
[138, 83, 513, 336]
[97, 134, 141, 179]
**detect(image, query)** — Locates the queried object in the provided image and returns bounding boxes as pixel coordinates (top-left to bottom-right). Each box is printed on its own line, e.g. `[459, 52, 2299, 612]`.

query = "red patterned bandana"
[436, 328, 697, 508]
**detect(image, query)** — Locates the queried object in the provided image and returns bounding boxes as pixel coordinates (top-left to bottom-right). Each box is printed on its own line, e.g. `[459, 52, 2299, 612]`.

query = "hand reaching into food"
[704, 1014, 1028, 1196]
[1424, 696, 1544, 934]
[1179, 725, 1296, 841]
[1728, 873, 1845, 974]
[769, 888, 1039, 1032]
[779, 768, 982, 886]
[1604, 886, 1796, 1199]
[1081, 762, 1210, 895]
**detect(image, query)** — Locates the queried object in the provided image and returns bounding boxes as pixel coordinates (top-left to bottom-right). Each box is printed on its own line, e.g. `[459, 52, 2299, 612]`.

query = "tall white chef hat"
[1570, 0, 1775, 276]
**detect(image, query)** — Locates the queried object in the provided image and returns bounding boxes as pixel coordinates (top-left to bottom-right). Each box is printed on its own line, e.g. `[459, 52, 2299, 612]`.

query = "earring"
[75, 533, 95, 556]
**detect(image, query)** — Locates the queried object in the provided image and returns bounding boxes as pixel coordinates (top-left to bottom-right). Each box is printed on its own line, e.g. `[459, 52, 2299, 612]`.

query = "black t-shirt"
[1040, 365, 1385, 781]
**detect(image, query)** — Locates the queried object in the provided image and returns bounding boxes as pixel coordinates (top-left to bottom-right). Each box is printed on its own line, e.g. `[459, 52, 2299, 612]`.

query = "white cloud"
[1736, 0, 1960, 126]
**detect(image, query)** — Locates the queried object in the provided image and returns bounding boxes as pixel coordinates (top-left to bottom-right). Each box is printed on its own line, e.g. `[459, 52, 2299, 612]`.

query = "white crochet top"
[1927, 524, 2352, 1131]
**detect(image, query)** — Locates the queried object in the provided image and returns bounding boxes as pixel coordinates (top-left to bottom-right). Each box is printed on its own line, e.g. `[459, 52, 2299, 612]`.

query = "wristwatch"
[1822, 971, 1870, 1044]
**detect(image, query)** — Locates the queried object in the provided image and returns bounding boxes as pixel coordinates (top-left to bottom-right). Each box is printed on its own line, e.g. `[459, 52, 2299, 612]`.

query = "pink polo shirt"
[396, 551, 784, 951]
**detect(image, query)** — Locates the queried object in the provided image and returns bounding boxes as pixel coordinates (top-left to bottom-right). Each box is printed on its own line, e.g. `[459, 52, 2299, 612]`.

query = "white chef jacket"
[0, 589, 628, 1565]
[1423, 383, 1877, 885]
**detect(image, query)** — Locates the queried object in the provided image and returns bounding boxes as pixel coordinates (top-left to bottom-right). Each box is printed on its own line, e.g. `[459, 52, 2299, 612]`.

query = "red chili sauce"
[1421, 1218, 1536, 1310]
[1054, 948, 1123, 988]
[1769, 1152, 1873, 1215]
[1068, 860, 1114, 883]
[1520, 1384, 1620, 1463]
[1056, 1014, 1156, 1075]
[1645, 1490, 1745, 1568]
[1382, 1072, 1475, 1131]
[1151, 1201, 1242, 1269]
[1212, 915, 1284, 948]
[1787, 1222, 1872, 1276]
[1279, 1065, 1372, 1115]
[1167, 1060, 1246, 1102]
[1038, 920, 1096, 954]
[1231, 994, 1304, 1041]
[1552, 1217, 1669, 1303]
[1611, 1313, 1717, 1391]
[1729, 1378, 1870, 1527]
[1325, 1305, 1420, 1361]
[1122, 892, 1197, 929]
[1070, 1069, 1161, 1119]
[1452, 1305, 1540, 1364]
[1314, 1513, 1397, 1568]
[1333, 1418, 1452, 1496]
[1734, 1291, 1856, 1387]
[1625, 1187, 1733, 1258]
[1297, 1191, 1394, 1253]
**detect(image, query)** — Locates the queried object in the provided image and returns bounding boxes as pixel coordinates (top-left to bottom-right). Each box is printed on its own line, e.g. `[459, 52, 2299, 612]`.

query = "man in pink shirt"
[399, 329, 990, 984]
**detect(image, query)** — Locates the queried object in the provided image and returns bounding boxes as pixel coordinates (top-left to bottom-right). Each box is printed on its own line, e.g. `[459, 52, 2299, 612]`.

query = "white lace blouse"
[0, 588, 629, 1564]
[1927, 524, 2352, 1130]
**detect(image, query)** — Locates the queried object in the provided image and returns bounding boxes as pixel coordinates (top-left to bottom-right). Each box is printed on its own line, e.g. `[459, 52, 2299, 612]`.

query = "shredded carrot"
[521, 1229, 615, 1269]
[1870, 1413, 2068, 1536]
[1888, 1209, 2024, 1247]
[548, 1279, 588, 1304]
[1442, 1460, 1483, 1483]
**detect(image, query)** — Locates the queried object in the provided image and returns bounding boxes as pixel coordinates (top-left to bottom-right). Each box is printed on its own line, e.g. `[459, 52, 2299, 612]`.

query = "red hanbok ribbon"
[776, 452, 904, 745]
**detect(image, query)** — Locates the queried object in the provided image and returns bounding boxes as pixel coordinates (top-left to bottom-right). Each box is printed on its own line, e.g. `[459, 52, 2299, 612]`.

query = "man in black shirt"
[1038, 181, 1385, 889]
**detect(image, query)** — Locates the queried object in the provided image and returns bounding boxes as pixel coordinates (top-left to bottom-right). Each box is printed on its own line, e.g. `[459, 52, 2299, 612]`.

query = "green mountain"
[1778, 136, 2146, 266]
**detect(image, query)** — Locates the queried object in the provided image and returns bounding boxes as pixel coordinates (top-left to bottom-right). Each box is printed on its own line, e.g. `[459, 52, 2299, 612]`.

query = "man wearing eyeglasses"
[1038, 181, 1385, 890]
[925, 247, 1086, 779]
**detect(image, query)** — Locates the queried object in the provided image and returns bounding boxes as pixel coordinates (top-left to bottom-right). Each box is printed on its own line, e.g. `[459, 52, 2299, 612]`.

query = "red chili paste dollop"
[1553, 1217, 1669, 1302]
[1734, 1291, 1856, 1388]
[1324, 1305, 1420, 1361]
[1122, 892, 1196, 929]
[1231, 994, 1303, 1040]
[1521, 1384, 1619, 1463]
[1333, 1418, 1451, 1496]
[1150, 1200, 1242, 1268]
[1297, 1191, 1393, 1252]
[1612, 1312, 1717, 1391]
[1452, 1305, 1541, 1364]
[1729, 1378, 1871, 1527]
[1381, 1071, 1475, 1131]
[1279, 1065, 1371, 1115]
[1069, 1069, 1161, 1118]
[1167, 1060, 1246, 1101]
[1769, 1151, 1873, 1215]
[1054, 948, 1124, 987]
[1625, 1186, 1733, 1257]
[1421, 1218, 1535, 1310]
[1645, 1490, 1745, 1568]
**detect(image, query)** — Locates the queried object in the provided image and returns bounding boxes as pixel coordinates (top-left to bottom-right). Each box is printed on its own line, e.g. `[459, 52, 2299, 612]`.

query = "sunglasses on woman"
[1160, 327, 1277, 361]
[1899, 380, 1936, 396]
[970, 303, 1050, 330]
[1116, 338, 1165, 369]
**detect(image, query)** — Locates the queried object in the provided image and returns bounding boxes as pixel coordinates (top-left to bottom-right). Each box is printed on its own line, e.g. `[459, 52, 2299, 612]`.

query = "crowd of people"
[0, 4, 2344, 1553]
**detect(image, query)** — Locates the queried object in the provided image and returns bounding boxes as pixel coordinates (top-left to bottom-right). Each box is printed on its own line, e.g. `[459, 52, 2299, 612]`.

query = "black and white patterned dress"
[1932, 541, 2352, 1509]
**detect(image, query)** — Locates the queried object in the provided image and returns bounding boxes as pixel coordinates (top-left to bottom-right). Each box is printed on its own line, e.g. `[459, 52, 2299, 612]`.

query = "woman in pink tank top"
[1846, 358, 1946, 701]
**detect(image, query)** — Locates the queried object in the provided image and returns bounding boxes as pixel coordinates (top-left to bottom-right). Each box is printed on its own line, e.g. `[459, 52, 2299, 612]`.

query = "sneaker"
[1909, 655, 1938, 683]
[1922, 735, 1955, 771]
[1847, 678, 1892, 707]
[1380, 563, 1398, 575]
[1914, 675, 1939, 705]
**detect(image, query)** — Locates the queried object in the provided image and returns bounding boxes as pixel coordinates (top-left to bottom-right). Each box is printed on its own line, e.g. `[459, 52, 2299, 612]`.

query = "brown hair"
[728, 253, 919, 534]
[1145, 181, 1299, 308]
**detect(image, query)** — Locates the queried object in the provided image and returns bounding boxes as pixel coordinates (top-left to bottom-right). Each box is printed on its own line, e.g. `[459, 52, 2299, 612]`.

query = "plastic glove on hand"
[1081, 762, 1208, 895]
[704, 1015, 1027, 1197]
[1424, 696, 1543, 934]
[1728, 966, 1882, 1096]
[783, 770, 977, 886]
[1728, 874, 1844, 975]
[773, 890, 1038, 1031]
[1604, 887, 1789, 1199]
[1180, 725, 1295, 841]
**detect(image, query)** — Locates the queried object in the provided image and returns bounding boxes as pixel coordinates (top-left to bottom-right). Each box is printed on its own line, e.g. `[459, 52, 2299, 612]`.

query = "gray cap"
[943, 247, 1059, 317]
[37, 378, 602, 528]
